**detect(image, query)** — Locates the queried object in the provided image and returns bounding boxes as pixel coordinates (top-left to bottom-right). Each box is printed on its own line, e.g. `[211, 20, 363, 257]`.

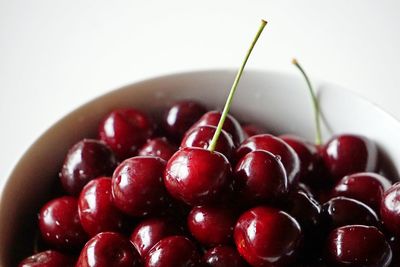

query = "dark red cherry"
[112, 156, 168, 216]
[381, 182, 400, 237]
[18, 250, 75, 267]
[332, 172, 391, 212]
[99, 108, 154, 160]
[242, 124, 266, 137]
[181, 125, 235, 160]
[321, 134, 378, 181]
[162, 100, 207, 140]
[60, 139, 117, 195]
[286, 190, 321, 230]
[76, 232, 141, 267]
[203, 246, 249, 267]
[145, 236, 203, 267]
[187, 205, 236, 247]
[326, 225, 392, 267]
[38, 196, 87, 250]
[234, 150, 288, 205]
[322, 197, 379, 229]
[234, 206, 302, 266]
[191, 111, 245, 145]
[130, 217, 181, 258]
[138, 137, 177, 161]
[236, 134, 300, 186]
[78, 177, 124, 236]
[164, 147, 232, 206]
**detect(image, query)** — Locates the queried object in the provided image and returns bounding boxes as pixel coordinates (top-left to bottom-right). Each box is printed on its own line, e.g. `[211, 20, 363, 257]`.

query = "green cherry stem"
[208, 19, 268, 152]
[292, 58, 322, 146]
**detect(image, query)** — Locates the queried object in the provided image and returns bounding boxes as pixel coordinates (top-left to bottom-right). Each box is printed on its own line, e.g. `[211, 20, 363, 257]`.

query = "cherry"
[242, 124, 267, 137]
[332, 172, 391, 212]
[326, 225, 392, 267]
[162, 100, 207, 140]
[138, 137, 177, 161]
[18, 250, 75, 267]
[99, 108, 154, 160]
[285, 190, 321, 230]
[234, 150, 288, 205]
[164, 147, 232, 206]
[203, 246, 249, 267]
[145, 236, 203, 267]
[236, 134, 300, 186]
[181, 125, 235, 160]
[60, 139, 117, 195]
[381, 182, 400, 237]
[76, 232, 141, 267]
[130, 217, 182, 258]
[112, 156, 168, 216]
[187, 205, 236, 247]
[321, 134, 378, 181]
[234, 206, 302, 266]
[321, 196, 379, 229]
[78, 177, 125, 236]
[38, 196, 87, 250]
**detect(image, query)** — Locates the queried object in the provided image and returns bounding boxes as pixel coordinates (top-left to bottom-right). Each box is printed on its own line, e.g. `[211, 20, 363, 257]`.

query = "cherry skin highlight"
[18, 250, 75, 267]
[138, 137, 177, 161]
[203, 246, 249, 267]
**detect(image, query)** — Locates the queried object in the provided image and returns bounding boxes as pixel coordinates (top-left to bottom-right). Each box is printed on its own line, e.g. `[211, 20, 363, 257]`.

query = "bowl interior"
[1, 69, 400, 265]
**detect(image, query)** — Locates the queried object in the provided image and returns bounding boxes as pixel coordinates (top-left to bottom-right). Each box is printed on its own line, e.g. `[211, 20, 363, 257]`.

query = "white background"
[1, 0, 400, 190]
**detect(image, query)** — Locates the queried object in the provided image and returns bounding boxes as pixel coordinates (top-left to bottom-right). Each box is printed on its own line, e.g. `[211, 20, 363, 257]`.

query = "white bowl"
[1, 69, 400, 266]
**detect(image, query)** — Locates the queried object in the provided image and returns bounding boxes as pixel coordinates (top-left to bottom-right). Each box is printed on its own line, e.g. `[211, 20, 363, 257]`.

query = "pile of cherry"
[18, 100, 400, 267]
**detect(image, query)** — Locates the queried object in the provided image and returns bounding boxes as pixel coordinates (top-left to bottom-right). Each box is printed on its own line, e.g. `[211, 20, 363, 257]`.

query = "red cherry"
[326, 225, 392, 267]
[76, 232, 141, 267]
[332, 172, 391, 212]
[112, 156, 168, 216]
[234, 150, 288, 205]
[181, 125, 235, 160]
[381, 182, 400, 237]
[191, 111, 245, 145]
[162, 100, 207, 140]
[321, 134, 378, 181]
[99, 108, 154, 159]
[138, 137, 177, 161]
[236, 134, 300, 186]
[203, 246, 249, 267]
[78, 177, 125, 236]
[242, 124, 266, 137]
[145, 236, 203, 267]
[60, 139, 117, 195]
[164, 147, 232, 206]
[234, 206, 302, 267]
[187, 205, 236, 247]
[18, 250, 75, 267]
[286, 190, 321, 230]
[38, 196, 87, 250]
[130, 217, 181, 258]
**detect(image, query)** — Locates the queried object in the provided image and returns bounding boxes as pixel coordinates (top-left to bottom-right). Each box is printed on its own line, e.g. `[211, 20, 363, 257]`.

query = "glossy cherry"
[76, 232, 141, 267]
[130, 217, 182, 258]
[242, 124, 266, 137]
[99, 108, 154, 160]
[145, 236, 203, 267]
[78, 177, 124, 236]
[181, 125, 235, 160]
[234, 150, 288, 205]
[60, 139, 117, 195]
[18, 250, 75, 267]
[332, 172, 391, 212]
[321, 134, 378, 181]
[234, 206, 302, 267]
[326, 225, 392, 267]
[203, 246, 249, 267]
[236, 134, 300, 186]
[187, 205, 236, 247]
[38, 196, 87, 250]
[138, 137, 177, 161]
[381, 182, 400, 237]
[164, 147, 232, 206]
[285, 190, 321, 230]
[112, 156, 168, 216]
[162, 100, 207, 140]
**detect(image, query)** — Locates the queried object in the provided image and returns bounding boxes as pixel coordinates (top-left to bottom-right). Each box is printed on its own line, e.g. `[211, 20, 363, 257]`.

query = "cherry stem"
[292, 58, 322, 146]
[208, 19, 268, 152]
